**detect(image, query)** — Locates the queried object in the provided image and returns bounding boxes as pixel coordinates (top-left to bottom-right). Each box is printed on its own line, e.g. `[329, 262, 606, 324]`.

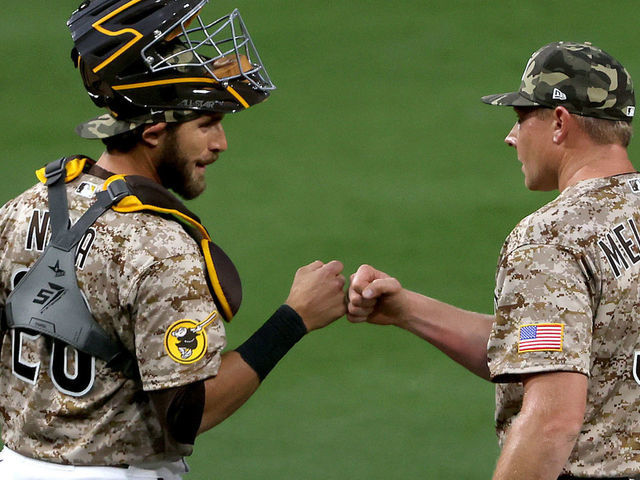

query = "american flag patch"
[518, 324, 564, 353]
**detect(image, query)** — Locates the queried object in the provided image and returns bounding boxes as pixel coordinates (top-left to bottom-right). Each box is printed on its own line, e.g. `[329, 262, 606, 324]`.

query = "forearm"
[493, 408, 579, 480]
[398, 290, 494, 380]
[197, 305, 309, 434]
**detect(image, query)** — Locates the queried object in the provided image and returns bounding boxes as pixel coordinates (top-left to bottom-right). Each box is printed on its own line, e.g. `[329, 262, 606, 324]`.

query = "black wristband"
[235, 304, 308, 381]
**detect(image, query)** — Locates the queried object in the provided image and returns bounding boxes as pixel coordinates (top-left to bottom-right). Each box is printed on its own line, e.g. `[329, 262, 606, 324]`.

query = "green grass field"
[2, 1, 640, 478]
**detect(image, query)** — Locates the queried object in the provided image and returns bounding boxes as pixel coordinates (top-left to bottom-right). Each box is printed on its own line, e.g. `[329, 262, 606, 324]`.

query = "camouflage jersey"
[0, 164, 226, 466]
[488, 173, 640, 476]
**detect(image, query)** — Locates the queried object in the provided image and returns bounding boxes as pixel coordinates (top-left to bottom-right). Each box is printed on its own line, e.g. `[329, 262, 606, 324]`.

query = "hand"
[285, 260, 347, 332]
[347, 264, 406, 325]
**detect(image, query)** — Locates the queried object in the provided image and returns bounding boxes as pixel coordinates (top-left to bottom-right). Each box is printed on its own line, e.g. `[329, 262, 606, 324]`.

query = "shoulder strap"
[5, 158, 138, 379]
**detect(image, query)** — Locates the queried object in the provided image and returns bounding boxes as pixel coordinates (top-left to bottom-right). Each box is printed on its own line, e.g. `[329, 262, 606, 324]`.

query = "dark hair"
[101, 122, 183, 153]
[101, 125, 146, 153]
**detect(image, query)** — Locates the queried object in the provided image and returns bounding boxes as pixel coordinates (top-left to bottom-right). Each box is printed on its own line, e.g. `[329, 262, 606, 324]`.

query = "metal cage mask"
[143, 5, 275, 93]
[69, 0, 275, 117]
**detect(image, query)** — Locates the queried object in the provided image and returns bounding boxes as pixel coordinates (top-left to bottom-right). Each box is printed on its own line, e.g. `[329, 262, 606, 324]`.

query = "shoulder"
[503, 174, 640, 257]
[0, 182, 47, 212]
[0, 183, 48, 237]
[96, 207, 202, 268]
[67, 171, 202, 262]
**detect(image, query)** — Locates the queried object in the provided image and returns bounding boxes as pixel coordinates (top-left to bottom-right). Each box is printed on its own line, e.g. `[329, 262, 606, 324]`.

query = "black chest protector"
[3, 156, 242, 379]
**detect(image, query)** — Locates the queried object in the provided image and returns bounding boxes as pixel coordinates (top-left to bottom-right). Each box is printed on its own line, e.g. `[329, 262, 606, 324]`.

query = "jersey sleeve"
[129, 252, 227, 391]
[488, 244, 593, 383]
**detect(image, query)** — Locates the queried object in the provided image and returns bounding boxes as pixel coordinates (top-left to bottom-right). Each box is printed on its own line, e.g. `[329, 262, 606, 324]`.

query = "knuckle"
[324, 260, 343, 273]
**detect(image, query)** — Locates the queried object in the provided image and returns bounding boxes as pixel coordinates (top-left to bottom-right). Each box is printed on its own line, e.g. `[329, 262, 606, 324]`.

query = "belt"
[0, 447, 180, 479]
[558, 475, 640, 480]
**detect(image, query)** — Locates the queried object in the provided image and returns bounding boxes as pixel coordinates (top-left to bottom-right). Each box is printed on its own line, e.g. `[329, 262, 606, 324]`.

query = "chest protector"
[3, 156, 242, 379]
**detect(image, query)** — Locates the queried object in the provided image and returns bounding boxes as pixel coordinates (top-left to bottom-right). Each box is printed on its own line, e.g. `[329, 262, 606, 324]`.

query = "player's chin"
[177, 177, 207, 200]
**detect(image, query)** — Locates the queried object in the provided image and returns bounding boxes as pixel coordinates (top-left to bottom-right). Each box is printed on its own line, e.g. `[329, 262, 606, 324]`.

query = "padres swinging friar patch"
[164, 311, 219, 364]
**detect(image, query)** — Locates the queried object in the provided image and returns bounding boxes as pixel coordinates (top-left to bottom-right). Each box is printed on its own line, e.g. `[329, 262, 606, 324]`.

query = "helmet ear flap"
[77, 58, 109, 108]
[71, 47, 81, 68]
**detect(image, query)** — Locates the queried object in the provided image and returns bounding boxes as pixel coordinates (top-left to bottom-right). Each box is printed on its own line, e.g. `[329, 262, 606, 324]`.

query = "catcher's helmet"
[68, 0, 275, 119]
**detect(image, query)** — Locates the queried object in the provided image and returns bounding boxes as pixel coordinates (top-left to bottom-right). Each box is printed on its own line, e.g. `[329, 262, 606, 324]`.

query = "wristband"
[235, 304, 307, 381]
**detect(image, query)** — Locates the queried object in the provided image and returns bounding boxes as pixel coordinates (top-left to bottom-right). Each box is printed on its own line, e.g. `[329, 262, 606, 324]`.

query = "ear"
[140, 122, 169, 147]
[552, 106, 572, 144]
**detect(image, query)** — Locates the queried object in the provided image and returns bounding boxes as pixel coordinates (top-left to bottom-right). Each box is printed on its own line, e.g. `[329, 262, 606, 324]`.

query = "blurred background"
[1, 1, 639, 478]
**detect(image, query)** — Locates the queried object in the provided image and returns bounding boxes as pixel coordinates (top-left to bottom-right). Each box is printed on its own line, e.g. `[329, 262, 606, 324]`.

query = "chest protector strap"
[4, 158, 138, 378]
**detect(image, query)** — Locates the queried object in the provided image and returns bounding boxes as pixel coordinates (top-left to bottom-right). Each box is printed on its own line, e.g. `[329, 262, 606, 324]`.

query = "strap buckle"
[44, 158, 68, 185]
[106, 179, 130, 203]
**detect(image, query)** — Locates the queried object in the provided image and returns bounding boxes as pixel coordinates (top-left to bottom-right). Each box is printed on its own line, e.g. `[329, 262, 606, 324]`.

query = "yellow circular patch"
[164, 319, 209, 365]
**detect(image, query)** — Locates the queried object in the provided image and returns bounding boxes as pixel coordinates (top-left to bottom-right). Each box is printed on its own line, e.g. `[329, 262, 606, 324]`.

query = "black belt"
[558, 475, 639, 480]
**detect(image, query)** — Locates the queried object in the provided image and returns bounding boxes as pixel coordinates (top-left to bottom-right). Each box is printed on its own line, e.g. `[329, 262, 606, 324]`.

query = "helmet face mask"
[68, 0, 275, 119]
[144, 7, 273, 92]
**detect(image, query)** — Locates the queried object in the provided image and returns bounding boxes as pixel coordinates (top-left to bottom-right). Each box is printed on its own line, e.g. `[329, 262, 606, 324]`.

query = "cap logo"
[627, 179, 640, 193]
[627, 106, 635, 117]
[552, 88, 567, 101]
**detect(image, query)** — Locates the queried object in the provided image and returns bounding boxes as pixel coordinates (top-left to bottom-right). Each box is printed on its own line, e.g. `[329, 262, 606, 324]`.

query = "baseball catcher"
[0, 1, 346, 478]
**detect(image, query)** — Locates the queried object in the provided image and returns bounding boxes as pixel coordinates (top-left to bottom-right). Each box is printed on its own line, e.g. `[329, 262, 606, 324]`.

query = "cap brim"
[76, 110, 206, 139]
[481, 91, 541, 107]
[75, 114, 152, 139]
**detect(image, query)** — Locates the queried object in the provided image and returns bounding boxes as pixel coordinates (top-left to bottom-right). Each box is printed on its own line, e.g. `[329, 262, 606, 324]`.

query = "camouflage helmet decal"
[482, 42, 635, 121]
[76, 110, 201, 139]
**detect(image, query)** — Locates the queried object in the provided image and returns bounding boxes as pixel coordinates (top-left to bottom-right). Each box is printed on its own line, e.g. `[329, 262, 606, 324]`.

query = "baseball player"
[0, 1, 346, 479]
[348, 42, 639, 479]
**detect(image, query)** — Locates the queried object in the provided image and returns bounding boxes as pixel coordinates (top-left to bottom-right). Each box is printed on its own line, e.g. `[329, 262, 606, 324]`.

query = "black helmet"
[68, 0, 275, 119]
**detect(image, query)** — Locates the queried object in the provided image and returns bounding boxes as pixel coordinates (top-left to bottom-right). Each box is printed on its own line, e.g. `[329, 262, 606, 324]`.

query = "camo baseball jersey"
[488, 173, 640, 476]
[0, 167, 226, 466]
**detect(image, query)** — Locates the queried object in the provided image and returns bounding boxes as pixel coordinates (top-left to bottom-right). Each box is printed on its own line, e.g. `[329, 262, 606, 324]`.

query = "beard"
[156, 131, 207, 200]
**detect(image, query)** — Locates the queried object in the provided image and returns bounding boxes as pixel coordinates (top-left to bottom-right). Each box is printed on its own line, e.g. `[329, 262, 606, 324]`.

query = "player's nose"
[209, 123, 228, 153]
[505, 123, 518, 148]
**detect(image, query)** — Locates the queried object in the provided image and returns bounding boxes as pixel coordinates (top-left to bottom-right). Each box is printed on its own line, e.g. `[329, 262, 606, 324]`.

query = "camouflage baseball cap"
[482, 41, 635, 121]
[76, 110, 203, 139]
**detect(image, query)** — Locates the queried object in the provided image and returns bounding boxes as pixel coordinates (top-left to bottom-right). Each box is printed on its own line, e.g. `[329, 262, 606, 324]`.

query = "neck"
[96, 147, 161, 183]
[558, 142, 635, 191]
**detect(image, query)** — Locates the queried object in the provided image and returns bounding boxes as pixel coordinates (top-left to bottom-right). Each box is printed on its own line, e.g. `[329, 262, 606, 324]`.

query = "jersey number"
[12, 329, 96, 397]
[633, 351, 640, 386]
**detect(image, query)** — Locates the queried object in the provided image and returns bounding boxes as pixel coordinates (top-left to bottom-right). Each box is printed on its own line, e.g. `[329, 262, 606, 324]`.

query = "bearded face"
[156, 130, 207, 200]
[155, 114, 226, 199]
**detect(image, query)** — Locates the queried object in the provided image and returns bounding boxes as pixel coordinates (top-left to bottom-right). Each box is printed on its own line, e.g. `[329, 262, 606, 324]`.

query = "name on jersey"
[598, 216, 640, 278]
[25, 209, 96, 269]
